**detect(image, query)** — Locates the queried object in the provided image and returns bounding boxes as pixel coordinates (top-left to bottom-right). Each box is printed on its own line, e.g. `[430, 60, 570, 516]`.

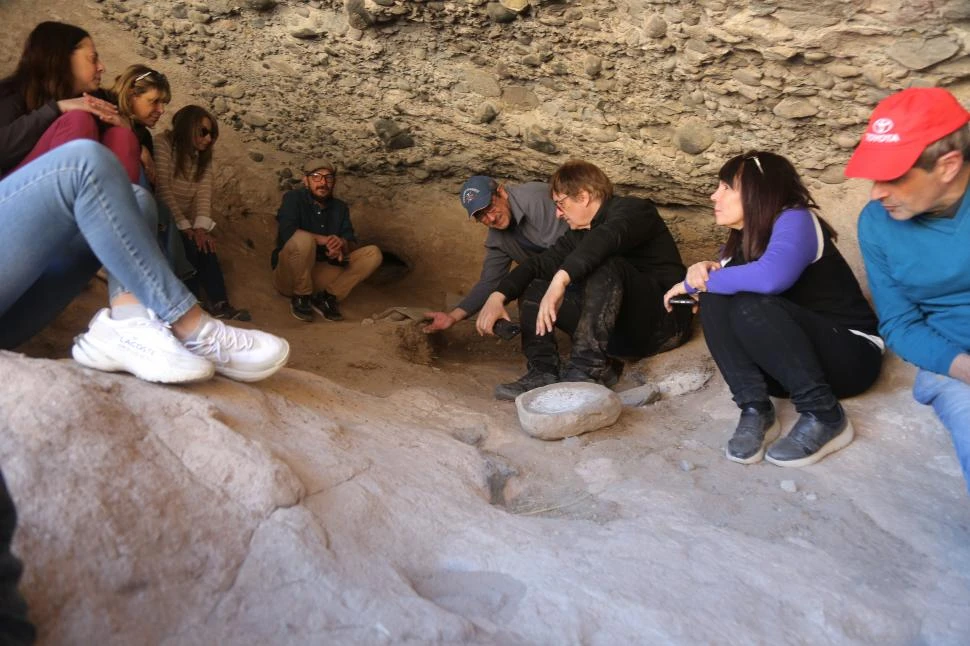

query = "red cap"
[844, 87, 970, 181]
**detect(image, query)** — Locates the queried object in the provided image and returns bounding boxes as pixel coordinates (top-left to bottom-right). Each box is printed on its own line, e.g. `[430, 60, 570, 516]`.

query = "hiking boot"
[726, 404, 781, 464]
[71, 308, 214, 384]
[560, 358, 623, 388]
[765, 405, 854, 468]
[494, 369, 559, 401]
[182, 316, 290, 383]
[311, 291, 344, 321]
[209, 301, 252, 322]
[290, 295, 314, 322]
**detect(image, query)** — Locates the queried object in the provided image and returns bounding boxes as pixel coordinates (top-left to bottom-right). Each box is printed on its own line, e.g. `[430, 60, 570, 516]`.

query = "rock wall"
[94, 0, 970, 204]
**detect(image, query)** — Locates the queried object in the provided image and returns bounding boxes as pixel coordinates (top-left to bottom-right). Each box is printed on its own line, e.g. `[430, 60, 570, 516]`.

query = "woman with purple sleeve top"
[664, 151, 884, 467]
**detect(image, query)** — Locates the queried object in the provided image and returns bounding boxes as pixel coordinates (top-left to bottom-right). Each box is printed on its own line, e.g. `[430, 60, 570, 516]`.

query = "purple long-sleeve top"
[699, 208, 823, 294]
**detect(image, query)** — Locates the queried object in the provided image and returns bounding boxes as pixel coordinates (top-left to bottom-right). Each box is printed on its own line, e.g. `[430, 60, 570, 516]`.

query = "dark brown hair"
[0, 22, 91, 111]
[165, 104, 218, 182]
[719, 151, 833, 262]
[549, 159, 614, 202]
[109, 65, 171, 124]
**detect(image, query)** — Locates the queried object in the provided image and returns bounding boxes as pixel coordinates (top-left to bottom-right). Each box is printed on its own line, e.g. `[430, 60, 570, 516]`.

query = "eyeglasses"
[134, 70, 166, 84]
[474, 199, 498, 222]
[552, 195, 571, 210]
[744, 154, 764, 175]
[307, 172, 336, 183]
[198, 127, 214, 139]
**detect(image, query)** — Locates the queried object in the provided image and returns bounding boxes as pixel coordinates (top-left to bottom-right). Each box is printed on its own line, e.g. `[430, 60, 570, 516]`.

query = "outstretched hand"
[422, 311, 456, 333]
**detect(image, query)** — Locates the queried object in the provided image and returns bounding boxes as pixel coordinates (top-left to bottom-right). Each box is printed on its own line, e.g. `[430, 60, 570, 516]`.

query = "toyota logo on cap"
[871, 118, 894, 135]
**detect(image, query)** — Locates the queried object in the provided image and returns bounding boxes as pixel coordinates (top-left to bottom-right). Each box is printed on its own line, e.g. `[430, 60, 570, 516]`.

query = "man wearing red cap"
[845, 87, 970, 492]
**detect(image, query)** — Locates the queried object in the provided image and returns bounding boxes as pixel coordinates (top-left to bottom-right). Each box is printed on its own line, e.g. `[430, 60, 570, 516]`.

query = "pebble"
[679, 460, 695, 472]
[780, 480, 798, 493]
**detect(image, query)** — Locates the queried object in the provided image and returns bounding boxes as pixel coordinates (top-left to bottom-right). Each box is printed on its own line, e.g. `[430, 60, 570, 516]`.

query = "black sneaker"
[209, 301, 252, 322]
[765, 405, 854, 468]
[494, 369, 559, 401]
[726, 404, 781, 464]
[290, 295, 314, 322]
[311, 291, 344, 321]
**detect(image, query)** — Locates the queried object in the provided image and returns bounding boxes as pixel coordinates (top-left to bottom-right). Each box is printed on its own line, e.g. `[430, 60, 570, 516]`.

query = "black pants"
[700, 292, 882, 413]
[0, 469, 35, 645]
[181, 232, 229, 306]
[519, 258, 691, 379]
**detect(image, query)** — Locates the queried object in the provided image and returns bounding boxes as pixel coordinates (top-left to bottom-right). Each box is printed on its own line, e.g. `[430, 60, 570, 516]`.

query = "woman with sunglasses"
[154, 105, 250, 321]
[663, 151, 883, 467]
[0, 21, 139, 181]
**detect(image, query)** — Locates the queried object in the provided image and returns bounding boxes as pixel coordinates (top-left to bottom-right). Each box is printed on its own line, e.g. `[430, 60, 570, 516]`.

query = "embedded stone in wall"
[486, 3, 517, 24]
[887, 36, 960, 71]
[524, 127, 557, 154]
[502, 86, 540, 110]
[644, 14, 667, 38]
[673, 121, 714, 155]
[772, 98, 818, 119]
[476, 103, 499, 124]
[373, 119, 415, 150]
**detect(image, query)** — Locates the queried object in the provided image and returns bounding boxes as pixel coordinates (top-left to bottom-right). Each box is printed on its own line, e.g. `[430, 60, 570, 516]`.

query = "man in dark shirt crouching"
[476, 159, 691, 400]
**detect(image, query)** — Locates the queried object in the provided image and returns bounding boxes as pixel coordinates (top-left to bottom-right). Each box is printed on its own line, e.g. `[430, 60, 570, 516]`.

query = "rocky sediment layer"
[95, 0, 969, 203]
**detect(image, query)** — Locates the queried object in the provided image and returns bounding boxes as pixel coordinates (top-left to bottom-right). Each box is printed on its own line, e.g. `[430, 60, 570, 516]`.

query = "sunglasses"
[134, 70, 166, 83]
[743, 154, 764, 175]
[198, 126, 214, 139]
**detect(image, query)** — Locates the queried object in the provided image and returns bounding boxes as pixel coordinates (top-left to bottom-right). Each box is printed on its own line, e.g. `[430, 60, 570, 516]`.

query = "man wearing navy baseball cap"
[422, 175, 567, 333]
[847, 87, 970, 493]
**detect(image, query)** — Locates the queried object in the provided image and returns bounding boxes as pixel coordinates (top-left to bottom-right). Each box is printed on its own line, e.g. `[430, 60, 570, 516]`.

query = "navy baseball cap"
[460, 176, 497, 218]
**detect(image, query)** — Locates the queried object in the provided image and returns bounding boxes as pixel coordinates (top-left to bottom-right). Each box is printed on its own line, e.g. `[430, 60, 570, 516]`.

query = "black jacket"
[0, 82, 59, 176]
[497, 195, 685, 299]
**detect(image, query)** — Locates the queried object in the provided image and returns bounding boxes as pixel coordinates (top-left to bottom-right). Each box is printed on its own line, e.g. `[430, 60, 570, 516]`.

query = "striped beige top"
[153, 133, 216, 232]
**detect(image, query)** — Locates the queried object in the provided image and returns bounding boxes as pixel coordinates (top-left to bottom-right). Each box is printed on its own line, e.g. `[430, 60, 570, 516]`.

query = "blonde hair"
[109, 64, 171, 122]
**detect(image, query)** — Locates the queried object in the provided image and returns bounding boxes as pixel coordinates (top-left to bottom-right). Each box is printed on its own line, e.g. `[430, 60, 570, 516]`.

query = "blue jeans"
[913, 369, 970, 494]
[0, 140, 197, 349]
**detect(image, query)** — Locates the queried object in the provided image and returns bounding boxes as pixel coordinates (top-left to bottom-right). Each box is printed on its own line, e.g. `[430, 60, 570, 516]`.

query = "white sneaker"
[182, 317, 289, 382]
[72, 308, 215, 383]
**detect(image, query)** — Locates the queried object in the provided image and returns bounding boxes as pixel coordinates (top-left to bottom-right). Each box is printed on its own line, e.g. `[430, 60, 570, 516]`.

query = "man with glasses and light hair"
[272, 158, 383, 322]
[476, 160, 691, 400]
[846, 87, 970, 492]
[423, 175, 566, 334]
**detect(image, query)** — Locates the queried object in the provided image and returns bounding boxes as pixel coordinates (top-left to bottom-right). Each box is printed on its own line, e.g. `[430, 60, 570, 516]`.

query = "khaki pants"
[273, 231, 382, 301]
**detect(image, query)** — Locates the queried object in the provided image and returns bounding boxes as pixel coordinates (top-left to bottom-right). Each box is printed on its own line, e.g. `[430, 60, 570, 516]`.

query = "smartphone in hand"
[669, 294, 698, 307]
